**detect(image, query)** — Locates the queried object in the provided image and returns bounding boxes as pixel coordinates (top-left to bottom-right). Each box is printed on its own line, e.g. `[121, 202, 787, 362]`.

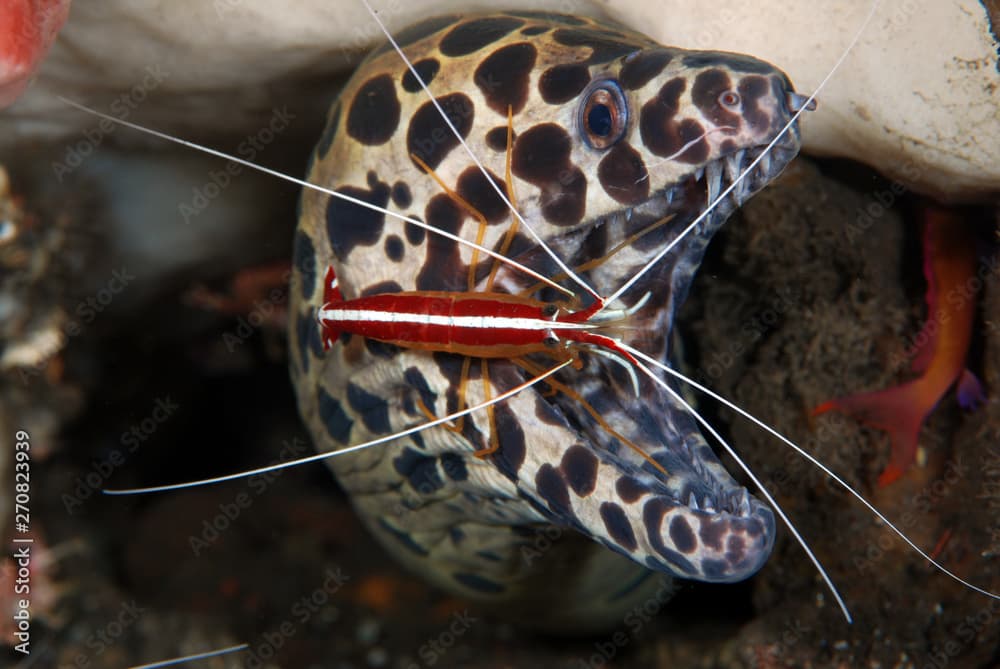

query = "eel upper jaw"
[531, 133, 799, 581]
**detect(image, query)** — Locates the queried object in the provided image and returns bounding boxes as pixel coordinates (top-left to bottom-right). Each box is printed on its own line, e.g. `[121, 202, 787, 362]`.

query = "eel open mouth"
[521, 131, 801, 583]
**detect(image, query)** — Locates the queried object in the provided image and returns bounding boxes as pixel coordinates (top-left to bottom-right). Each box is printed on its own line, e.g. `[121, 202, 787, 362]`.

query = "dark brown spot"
[455, 166, 508, 225]
[615, 476, 649, 504]
[640, 78, 709, 163]
[738, 75, 771, 132]
[511, 123, 586, 226]
[669, 516, 697, 554]
[346, 382, 391, 434]
[391, 181, 412, 209]
[318, 387, 352, 444]
[325, 175, 390, 261]
[600, 502, 637, 552]
[559, 445, 599, 497]
[453, 572, 505, 593]
[416, 194, 466, 291]
[620, 49, 673, 90]
[440, 452, 468, 481]
[359, 280, 403, 297]
[377, 518, 429, 557]
[346, 74, 400, 146]
[681, 51, 775, 74]
[407, 93, 475, 171]
[699, 518, 726, 552]
[293, 231, 316, 300]
[726, 535, 746, 566]
[538, 63, 591, 104]
[401, 58, 440, 93]
[490, 402, 526, 482]
[384, 234, 404, 262]
[294, 311, 322, 375]
[404, 216, 425, 246]
[439, 17, 525, 57]
[520, 24, 550, 36]
[552, 28, 643, 65]
[597, 141, 649, 205]
[475, 42, 537, 115]
[372, 15, 460, 57]
[642, 497, 697, 574]
[485, 125, 516, 152]
[691, 68, 740, 128]
[535, 464, 572, 516]
[393, 447, 444, 492]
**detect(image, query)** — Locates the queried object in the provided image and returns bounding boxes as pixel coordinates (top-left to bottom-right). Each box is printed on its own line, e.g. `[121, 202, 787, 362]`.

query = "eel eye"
[579, 79, 628, 150]
[718, 90, 741, 110]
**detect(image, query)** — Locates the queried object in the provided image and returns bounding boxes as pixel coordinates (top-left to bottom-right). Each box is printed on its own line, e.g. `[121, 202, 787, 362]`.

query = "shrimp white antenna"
[602, 0, 883, 310]
[104, 359, 572, 495]
[621, 342, 1000, 608]
[128, 643, 249, 669]
[56, 97, 572, 299]
[360, 0, 603, 303]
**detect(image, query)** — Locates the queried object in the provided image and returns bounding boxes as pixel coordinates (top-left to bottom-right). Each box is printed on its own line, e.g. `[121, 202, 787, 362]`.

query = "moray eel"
[288, 12, 806, 629]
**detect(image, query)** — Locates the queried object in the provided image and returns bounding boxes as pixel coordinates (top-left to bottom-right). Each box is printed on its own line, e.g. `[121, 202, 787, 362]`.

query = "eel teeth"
[702, 496, 715, 512]
[705, 160, 723, 207]
[738, 489, 750, 516]
[687, 492, 699, 511]
[758, 151, 771, 179]
[724, 149, 744, 186]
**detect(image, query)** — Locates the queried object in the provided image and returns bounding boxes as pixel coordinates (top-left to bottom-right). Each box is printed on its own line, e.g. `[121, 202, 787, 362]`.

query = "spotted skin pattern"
[289, 13, 804, 626]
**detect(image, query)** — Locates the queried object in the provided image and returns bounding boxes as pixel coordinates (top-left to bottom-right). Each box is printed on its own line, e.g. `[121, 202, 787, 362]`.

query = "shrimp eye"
[541, 303, 559, 319]
[543, 331, 560, 348]
[718, 90, 741, 109]
[579, 80, 628, 150]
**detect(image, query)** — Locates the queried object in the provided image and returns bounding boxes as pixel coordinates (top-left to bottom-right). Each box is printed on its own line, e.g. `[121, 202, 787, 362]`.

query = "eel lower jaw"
[541, 349, 777, 582]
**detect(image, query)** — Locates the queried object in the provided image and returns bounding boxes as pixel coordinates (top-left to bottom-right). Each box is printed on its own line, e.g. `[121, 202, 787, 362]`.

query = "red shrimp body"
[318, 267, 634, 364]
